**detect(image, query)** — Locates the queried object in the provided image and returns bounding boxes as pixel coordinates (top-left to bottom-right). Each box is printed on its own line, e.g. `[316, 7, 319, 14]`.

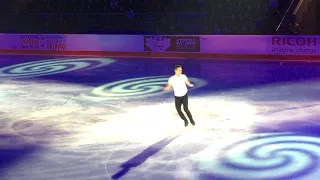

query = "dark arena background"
[0, 0, 320, 180]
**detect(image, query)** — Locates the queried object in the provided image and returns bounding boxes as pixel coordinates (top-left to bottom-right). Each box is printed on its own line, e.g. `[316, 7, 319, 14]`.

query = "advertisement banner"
[144, 35, 200, 52]
[0, 34, 144, 52]
[270, 36, 318, 55]
[19, 34, 67, 50]
[0, 33, 319, 56]
[200, 35, 320, 56]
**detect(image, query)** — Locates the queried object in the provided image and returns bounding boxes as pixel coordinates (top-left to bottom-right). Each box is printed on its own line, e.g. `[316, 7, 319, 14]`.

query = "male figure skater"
[163, 65, 195, 127]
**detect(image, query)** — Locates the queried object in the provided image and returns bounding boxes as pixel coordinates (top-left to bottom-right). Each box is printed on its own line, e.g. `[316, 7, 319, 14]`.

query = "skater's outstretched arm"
[163, 83, 172, 91]
[185, 80, 194, 87]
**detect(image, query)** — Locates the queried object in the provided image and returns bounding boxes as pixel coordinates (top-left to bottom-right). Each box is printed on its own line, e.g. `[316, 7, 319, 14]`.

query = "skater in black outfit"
[163, 65, 195, 127]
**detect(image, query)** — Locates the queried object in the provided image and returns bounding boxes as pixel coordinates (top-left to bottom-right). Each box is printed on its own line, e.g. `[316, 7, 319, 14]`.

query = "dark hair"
[174, 65, 182, 70]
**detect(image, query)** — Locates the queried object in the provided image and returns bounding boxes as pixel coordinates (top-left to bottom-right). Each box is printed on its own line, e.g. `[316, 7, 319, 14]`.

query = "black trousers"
[175, 93, 193, 122]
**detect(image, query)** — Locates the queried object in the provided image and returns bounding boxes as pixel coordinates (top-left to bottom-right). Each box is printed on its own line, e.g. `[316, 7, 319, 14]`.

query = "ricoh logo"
[272, 37, 317, 46]
[271, 36, 318, 55]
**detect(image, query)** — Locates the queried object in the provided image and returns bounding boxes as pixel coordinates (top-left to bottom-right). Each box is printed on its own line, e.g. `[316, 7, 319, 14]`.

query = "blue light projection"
[0, 58, 115, 78]
[80, 76, 207, 101]
[197, 132, 320, 180]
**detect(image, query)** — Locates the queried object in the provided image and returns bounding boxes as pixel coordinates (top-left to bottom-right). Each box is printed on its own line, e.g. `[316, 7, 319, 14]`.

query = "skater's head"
[174, 65, 182, 76]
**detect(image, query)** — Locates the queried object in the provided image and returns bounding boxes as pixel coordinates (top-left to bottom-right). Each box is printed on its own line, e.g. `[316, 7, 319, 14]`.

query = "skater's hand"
[185, 80, 194, 87]
[163, 87, 169, 91]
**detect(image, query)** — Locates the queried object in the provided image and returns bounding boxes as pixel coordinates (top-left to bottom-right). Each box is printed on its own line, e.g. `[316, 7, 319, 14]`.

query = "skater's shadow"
[111, 135, 178, 179]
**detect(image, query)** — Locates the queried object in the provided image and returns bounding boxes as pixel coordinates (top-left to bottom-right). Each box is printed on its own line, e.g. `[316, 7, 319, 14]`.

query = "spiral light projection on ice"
[198, 133, 320, 180]
[0, 58, 115, 78]
[81, 76, 207, 100]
